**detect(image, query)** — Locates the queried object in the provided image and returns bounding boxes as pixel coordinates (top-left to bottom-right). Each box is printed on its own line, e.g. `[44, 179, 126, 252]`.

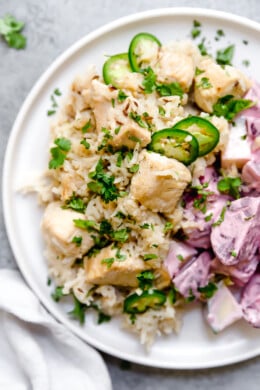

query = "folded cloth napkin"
[0, 269, 112, 390]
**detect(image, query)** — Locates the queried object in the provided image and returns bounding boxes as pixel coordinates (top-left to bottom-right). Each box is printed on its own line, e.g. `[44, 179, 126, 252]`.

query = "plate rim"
[2, 7, 260, 369]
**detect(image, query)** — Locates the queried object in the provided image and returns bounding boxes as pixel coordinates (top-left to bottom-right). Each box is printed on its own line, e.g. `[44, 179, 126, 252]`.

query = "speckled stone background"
[0, 1, 260, 389]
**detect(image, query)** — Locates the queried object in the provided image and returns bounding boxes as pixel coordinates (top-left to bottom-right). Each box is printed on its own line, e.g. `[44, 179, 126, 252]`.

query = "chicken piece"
[42, 202, 93, 257]
[194, 57, 252, 113]
[86, 79, 151, 148]
[155, 41, 201, 92]
[85, 245, 170, 287]
[130, 150, 191, 213]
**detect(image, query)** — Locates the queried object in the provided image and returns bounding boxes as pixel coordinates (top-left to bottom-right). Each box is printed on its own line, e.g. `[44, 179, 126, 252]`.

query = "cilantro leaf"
[63, 194, 86, 213]
[143, 253, 158, 261]
[216, 45, 235, 66]
[81, 119, 91, 133]
[101, 257, 115, 268]
[72, 236, 82, 246]
[196, 77, 212, 89]
[142, 66, 157, 94]
[117, 90, 128, 102]
[73, 219, 98, 232]
[129, 164, 139, 173]
[0, 14, 26, 49]
[49, 147, 66, 169]
[212, 95, 254, 121]
[217, 177, 241, 199]
[97, 312, 111, 324]
[69, 295, 86, 324]
[54, 137, 71, 151]
[80, 139, 90, 149]
[164, 221, 173, 233]
[129, 112, 148, 128]
[137, 270, 155, 290]
[156, 82, 183, 98]
[198, 38, 208, 56]
[51, 286, 65, 302]
[198, 282, 218, 299]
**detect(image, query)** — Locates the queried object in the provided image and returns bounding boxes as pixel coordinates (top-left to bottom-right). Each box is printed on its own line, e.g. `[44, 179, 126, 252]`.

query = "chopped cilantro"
[198, 38, 208, 56]
[97, 312, 111, 324]
[115, 211, 126, 219]
[0, 14, 26, 49]
[140, 223, 150, 229]
[217, 177, 241, 199]
[164, 221, 173, 233]
[112, 228, 129, 243]
[177, 254, 184, 262]
[143, 253, 158, 261]
[129, 164, 139, 173]
[195, 67, 205, 76]
[117, 90, 128, 102]
[193, 20, 201, 27]
[242, 59, 250, 67]
[63, 194, 86, 213]
[51, 286, 65, 302]
[47, 110, 56, 116]
[114, 126, 121, 135]
[49, 138, 71, 169]
[80, 139, 90, 149]
[81, 119, 91, 133]
[72, 236, 82, 246]
[191, 20, 201, 39]
[129, 112, 148, 128]
[230, 250, 237, 257]
[196, 77, 212, 89]
[212, 95, 254, 121]
[111, 98, 115, 108]
[158, 105, 166, 116]
[115, 249, 127, 261]
[128, 135, 141, 143]
[87, 159, 121, 203]
[204, 212, 213, 222]
[73, 219, 98, 232]
[142, 66, 157, 94]
[69, 295, 86, 324]
[54, 88, 62, 96]
[101, 257, 115, 268]
[156, 82, 183, 98]
[212, 205, 227, 227]
[216, 44, 234, 65]
[137, 270, 155, 290]
[98, 127, 112, 150]
[198, 282, 218, 299]
[47, 277, 52, 286]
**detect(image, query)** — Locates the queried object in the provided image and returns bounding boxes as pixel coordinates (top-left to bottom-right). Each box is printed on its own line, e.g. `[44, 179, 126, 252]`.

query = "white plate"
[3, 8, 260, 369]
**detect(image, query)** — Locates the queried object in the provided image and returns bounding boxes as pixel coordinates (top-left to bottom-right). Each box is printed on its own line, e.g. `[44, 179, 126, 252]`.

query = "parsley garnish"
[177, 254, 184, 262]
[158, 105, 166, 116]
[212, 205, 228, 227]
[63, 193, 86, 213]
[87, 159, 121, 203]
[129, 164, 139, 173]
[128, 135, 141, 143]
[212, 95, 254, 121]
[216, 45, 234, 66]
[112, 228, 129, 243]
[204, 213, 213, 222]
[81, 119, 91, 133]
[47, 88, 62, 116]
[97, 312, 111, 324]
[195, 67, 205, 76]
[164, 221, 173, 233]
[215, 29, 225, 41]
[101, 257, 115, 268]
[191, 20, 201, 39]
[72, 236, 82, 246]
[217, 177, 241, 199]
[69, 295, 86, 324]
[49, 138, 71, 169]
[143, 253, 158, 261]
[198, 282, 218, 299]
[129, 112, 148, 128]
[196, 77, 212, 89]
[73, 219, 98, 232]
[80, 139, 90, 149]
[117, 90, 128, 102]
[0, 14, 26, 49]
[156, 82, 183, 98]
[230, 250, 237, 257]
[142, 66, 157, 94]
[51, 286, 65, 302]
[137, 270, 155, 290]
[98, 127, 112, 151]
[198, 38, 208, 56]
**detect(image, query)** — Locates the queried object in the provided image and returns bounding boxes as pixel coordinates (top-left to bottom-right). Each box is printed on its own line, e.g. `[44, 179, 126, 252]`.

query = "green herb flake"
[80, 139, 90, 149]
[191, 28, 201, 39]
[216, 45, 235, 65]
[97, 312, 111, 324]
[72, 236, 82, 246]
[48, 138, 71, 169]
[204, 212, 213, 222]
[193, 20, 201, 27]
[217, 177, 242, 199]
[164, 221, 173, 233]
[212, 205, 227, 227]
[111, 98, 115, 108]
[129, 112, 148, 128]
[198, 38, 208, 56]
[137, 270, 155, 290]
[195, 67, 205, 76]
[115, 249, 127, 262]
[114, 126, 121, 135]
[69, 295, 86, 325]
[51, 286, 65, 302]
[63, 194, 86, 213]
[156, 82, 183, 98]
[196, 77, 212, 89]
[0, 14, 26, 49]
[73, 219, 98, 232]
[242, 59, 250, 67]
[230, 250, 237, 257]
[143, 253, 158, 261]
[212, 95, 254, 121]
[112, 228, 129, 243]
[198, 282, 218, 299]
[101, 257, 115, 268]
[118, 90, 128, 102]
[128, 135, 142, 143]
[129, 164, 139, 173]
[81, 119, 91, 133]
[140, 223, 150, 229]
[177, 254, 184, 262]
[47, 110, 56, 116]
[158, 105, 166, 116]
[141, 66, 157, 94]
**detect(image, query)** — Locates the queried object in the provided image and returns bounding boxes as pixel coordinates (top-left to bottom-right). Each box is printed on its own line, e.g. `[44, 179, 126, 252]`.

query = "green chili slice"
[103, 53, 132, 88]
[123, 290, 166, 314]
[148, 128, 199, 165]
[128, 32, 161, 72]
[172, 116, 220, 156]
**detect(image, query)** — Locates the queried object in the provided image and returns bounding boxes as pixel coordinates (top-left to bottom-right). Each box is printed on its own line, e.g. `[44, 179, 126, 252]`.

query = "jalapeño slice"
[172, 116, 220, 156]
[103, 53, 132, 88]
[123, 290, 166, 314]
[128, 32, 161, 72]
[148, 128, 199, 165]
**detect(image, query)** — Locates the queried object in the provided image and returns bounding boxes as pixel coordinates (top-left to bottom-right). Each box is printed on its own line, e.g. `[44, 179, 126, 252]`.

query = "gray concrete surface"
[0, 0, 259, 389]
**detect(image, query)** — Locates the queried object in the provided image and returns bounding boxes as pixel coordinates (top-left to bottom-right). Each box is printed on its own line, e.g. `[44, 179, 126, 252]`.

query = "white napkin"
[0, 269, 112, 390]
